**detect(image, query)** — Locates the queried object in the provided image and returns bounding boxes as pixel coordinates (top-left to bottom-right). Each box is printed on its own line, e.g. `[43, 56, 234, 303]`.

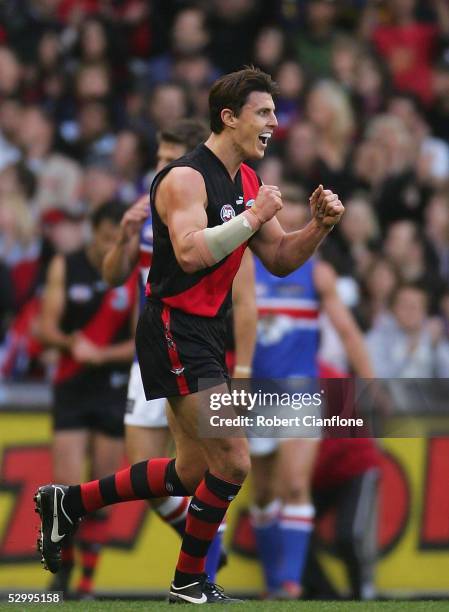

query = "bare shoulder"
[158, 166, 206, 202]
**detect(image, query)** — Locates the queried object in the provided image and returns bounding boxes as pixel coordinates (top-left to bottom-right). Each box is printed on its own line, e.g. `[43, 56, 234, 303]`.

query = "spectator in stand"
[272, 60, 305, 141]
[0, 46, 23, 98]
[293, 0, 341, 78]
[383, 220, 444, 308]
[331, 34, 362, 92]
[425, 190, 449, 284]
[284, 121, 320, 195]
[428, 55, 449, 142]
[146, 6, 219, 88]
[253, 25, 289, 76]
[17, 105, 83, 217]
[81, 156, 119, 212]
[144, 82, 189, 160]
[363, 114, 431, 229]
[321, 193, 380, 280]
[208, 0, 275, 72]
[353, 52, 391, 125]
[0, 192, 40, 311]
[356, 256, 402, 331]
[305, 79, 356, 198]
[0, 261, 13, 344]
[0, 162, 36, 202]
[366, 283, 449, 377]
[71, 15, 128, 95]
[387, 91, 449, 186]
[0, 97, 23, 170]
[362, 0, 449, 105]
[112, 128, 148, 205]
[257, 155, 284, 189]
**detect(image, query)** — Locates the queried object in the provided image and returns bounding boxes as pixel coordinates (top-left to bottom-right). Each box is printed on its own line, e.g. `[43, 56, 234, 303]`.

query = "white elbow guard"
[193, 209, 261, 266]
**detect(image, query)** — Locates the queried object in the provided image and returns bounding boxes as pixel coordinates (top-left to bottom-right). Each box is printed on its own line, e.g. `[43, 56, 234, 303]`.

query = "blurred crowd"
[2, 0, 449, 380]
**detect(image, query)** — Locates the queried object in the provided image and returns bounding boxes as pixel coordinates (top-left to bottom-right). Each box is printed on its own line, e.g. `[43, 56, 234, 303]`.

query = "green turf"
[1, 600, 449, 611]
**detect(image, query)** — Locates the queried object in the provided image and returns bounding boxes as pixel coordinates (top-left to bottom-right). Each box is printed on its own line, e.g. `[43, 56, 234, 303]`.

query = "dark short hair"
[91, 200, 124, 228]
[209, 66, 279, 134]
[158, 119, 209, 151]
[391, 282, 429, 308]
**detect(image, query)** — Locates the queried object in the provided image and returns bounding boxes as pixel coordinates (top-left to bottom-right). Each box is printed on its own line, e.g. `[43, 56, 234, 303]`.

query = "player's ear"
[221, 108, 237, 129]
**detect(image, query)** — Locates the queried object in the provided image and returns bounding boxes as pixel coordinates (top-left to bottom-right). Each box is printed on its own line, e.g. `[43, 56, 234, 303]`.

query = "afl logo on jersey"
[220, 204, 235, 222]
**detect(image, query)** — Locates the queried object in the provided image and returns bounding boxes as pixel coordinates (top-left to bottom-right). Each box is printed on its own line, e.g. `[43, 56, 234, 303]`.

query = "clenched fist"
[250, 185, 283, 224]
[309, 184, 344, 228]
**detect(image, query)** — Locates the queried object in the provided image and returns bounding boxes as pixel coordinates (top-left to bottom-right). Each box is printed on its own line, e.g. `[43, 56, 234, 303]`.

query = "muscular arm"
[315, 260, 374, 378]
[250, 186, 344, 277]
[102, 195, 148, 286]
[158, 167, 281, 274]
[159, 167, 209, 273]
[232, 249, 257, 376]
[38, 255, 73, 352]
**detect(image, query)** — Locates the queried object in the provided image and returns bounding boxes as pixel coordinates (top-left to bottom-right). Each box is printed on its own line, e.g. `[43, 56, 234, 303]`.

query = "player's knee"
[219, 446, 251, 483]
[253, 485, 276, 508]
[228, 455, 251, 483]
[283, 480, 310, 504]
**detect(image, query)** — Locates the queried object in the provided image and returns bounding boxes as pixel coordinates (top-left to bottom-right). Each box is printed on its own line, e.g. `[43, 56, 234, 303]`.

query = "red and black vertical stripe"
[161, 305, 190, 395]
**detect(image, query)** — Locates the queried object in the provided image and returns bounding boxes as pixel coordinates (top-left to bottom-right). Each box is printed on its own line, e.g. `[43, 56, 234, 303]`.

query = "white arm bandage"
[192, 209, 261, 267]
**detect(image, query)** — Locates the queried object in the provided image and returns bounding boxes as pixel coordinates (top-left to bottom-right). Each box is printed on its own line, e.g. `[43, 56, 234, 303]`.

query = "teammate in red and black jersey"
[38, 201, 136, 597]
[35, 66, 345, 604]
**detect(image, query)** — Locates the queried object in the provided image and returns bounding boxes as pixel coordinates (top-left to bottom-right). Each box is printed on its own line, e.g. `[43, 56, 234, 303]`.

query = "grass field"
[1, 600, 449, 611]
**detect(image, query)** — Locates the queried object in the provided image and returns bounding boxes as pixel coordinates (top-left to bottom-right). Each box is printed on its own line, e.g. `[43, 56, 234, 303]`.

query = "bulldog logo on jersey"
[111, 286, 129, 311]
[220, 204, 235, 222]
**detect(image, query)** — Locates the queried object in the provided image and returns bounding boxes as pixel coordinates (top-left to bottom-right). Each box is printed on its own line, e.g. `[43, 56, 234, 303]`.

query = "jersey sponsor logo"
[220, 204, 235, 222]
[245, 199, 255, 208]
[235, 196, 244, 206]
[68, 284, 93, 302]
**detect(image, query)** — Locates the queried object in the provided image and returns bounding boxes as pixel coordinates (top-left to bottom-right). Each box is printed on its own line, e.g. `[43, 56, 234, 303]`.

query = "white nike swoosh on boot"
[50, 487, 66, 543]
[171, 583, 207, 604]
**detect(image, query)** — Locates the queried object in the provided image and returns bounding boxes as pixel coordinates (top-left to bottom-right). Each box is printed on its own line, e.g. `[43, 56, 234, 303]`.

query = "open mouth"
[258, 132, 272, 146]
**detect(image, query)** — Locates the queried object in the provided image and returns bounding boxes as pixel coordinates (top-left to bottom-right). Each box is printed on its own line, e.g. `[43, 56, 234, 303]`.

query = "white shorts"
[124, 361, 168, 428]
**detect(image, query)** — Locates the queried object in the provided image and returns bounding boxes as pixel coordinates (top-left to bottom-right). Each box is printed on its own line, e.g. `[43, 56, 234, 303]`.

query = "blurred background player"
[249, 185, 374, 599]
[38, 201, 136, 598]
[303, 435, 381, 601]
[102, 118, 258, 583]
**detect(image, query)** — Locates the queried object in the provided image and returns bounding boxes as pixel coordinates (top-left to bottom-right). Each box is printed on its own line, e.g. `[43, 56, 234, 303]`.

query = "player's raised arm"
[102, 195, 149, 286]
[158, 166, 281, 274]
[249, 185, 344, 277]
